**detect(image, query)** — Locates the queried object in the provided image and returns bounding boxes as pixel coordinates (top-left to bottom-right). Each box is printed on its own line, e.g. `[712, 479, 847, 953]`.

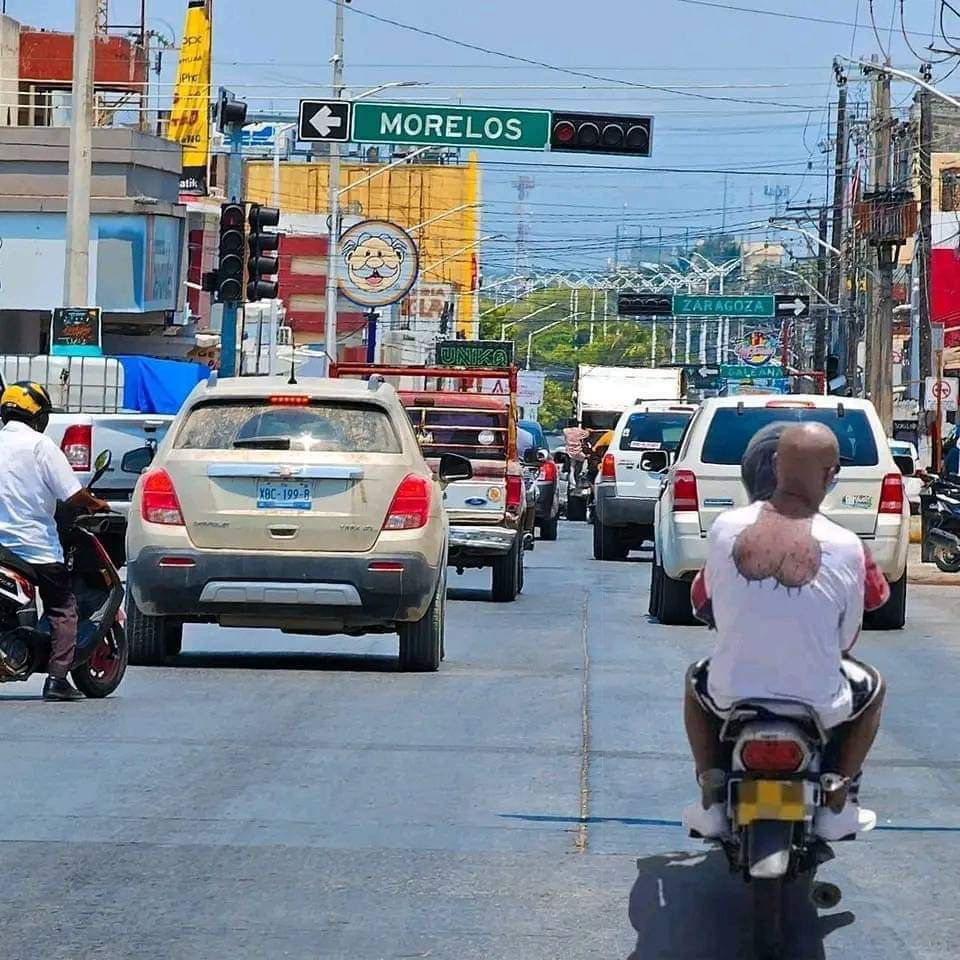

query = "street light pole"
[323, 0, 346, 373]
[64, 0, 97, 307]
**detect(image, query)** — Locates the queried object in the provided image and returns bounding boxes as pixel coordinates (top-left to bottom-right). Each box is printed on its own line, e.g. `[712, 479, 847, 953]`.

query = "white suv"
[593, 401, 697, 560]
[652, 395, 910, 629]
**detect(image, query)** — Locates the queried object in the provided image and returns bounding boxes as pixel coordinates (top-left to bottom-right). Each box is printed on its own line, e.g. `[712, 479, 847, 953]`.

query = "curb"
[908, 565, 960, 587]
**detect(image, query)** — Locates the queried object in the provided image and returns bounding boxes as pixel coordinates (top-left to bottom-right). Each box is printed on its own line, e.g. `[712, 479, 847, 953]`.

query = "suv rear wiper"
[232, 437, 292, 450]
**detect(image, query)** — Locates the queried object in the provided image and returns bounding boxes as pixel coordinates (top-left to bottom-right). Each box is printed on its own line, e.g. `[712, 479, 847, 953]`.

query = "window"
[175, 401, 401, 453]
[405, 407, 508, 461]
[701, 408, 879, 466]
[619, 412, 693, 452]
[942, 168, 960, 213]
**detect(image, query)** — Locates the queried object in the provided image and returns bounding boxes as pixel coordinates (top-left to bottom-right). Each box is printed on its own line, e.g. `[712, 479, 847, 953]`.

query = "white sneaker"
[814, 802, 877, 841]
[683, 801, 729, 838]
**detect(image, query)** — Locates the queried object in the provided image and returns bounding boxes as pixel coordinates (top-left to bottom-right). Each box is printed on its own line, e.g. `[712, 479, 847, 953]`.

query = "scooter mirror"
[90, 450, 112, 486]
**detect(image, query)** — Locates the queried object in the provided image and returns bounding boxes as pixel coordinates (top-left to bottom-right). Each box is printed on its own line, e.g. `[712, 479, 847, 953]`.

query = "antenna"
[287, 334, 298, 385]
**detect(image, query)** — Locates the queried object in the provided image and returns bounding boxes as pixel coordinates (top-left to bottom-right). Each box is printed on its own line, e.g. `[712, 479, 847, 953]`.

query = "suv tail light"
[506, 474, 524, 510]
[741, 739, 804, 773]
[141, 469, 185, 525]
[538, 459, 557, 483]
[672, 469, 699, 511]
[61, 424, 92, 472]
[879, 473, 905, 514]
[383, 474, 431, 530]
[600, 452, 616, 481]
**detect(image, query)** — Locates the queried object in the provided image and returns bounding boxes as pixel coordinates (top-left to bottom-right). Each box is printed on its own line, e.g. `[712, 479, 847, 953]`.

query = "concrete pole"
[63, 0, 97, 307]
[323, 0, 345, 373]
[875, 70, 894, 432]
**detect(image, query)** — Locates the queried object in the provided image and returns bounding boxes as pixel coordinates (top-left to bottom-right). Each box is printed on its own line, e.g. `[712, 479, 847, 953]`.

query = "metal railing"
[0, 355, 125, 413]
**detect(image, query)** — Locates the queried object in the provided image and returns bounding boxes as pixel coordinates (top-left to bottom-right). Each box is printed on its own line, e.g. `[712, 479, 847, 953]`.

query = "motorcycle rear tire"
[934, 546, 960, 574]
[752, 877, 785, 960]
[71, 624, 128, 698]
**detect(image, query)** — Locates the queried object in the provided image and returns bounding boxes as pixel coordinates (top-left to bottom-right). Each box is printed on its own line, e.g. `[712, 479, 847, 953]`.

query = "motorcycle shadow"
[627, 849, 854, 960]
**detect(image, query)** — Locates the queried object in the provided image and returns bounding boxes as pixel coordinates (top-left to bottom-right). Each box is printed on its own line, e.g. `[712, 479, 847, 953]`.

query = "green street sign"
[721, 364, 782, 379]
[436, 339, 514, 367]
[351, 102, 551, 151]
[672, 295, 775, 318]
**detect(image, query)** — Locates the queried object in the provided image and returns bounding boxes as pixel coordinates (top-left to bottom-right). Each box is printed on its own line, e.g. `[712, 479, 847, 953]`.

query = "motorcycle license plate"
[734, 780, 811, 827]
[256, 480, 311, 510]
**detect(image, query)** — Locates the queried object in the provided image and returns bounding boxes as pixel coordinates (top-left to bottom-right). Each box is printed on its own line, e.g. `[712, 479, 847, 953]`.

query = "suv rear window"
[619, 412, 692, 452]
[175, 400, 401, 453]
[701, 407, 879, 466]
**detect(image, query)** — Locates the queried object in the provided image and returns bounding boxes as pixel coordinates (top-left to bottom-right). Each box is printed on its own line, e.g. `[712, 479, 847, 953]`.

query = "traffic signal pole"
[323, 0, 346, 374]
[221, 125, 244, 377]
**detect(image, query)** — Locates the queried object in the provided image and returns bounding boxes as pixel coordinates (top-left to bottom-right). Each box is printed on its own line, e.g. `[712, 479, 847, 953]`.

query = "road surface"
[0, 525, 955, 958]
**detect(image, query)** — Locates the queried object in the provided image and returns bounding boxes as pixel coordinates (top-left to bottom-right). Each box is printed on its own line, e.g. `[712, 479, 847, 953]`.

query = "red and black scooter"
[0, 451, 128, 697]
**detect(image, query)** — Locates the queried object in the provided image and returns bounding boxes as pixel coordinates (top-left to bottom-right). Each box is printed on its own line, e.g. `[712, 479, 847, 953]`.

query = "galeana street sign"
[351, 102, 551, 151]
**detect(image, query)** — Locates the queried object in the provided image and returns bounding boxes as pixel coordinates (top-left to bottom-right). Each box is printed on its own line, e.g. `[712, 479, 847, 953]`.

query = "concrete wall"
[0, 16, 19, 129]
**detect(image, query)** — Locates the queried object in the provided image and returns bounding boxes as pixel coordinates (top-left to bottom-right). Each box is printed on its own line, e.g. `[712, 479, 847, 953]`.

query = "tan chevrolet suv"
[125, 376, 471, 671]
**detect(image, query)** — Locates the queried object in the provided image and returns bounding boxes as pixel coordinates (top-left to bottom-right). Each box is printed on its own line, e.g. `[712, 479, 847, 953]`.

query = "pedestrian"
[563, 417, 590, 481]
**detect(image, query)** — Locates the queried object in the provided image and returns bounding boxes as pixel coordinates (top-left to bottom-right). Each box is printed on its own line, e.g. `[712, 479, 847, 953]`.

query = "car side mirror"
[438, 453, 472, 484]
[892, 454, 914, 477]
[121, 446, 155, 475]
[640, 450, 670, 473]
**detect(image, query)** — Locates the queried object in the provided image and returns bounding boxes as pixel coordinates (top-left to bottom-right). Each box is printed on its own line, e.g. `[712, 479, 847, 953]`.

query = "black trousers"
[33, 563, 78, 679]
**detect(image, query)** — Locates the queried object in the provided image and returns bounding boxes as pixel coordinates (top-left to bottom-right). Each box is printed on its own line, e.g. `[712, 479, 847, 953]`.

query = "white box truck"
[574, 365, 682, 431]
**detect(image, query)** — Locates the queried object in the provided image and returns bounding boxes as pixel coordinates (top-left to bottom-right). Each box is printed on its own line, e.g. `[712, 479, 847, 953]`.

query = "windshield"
[619, 412, 692, 452]
[405, 407, 508, 461]
[701, 407, 879, 466]
[175, 400, 401, 453]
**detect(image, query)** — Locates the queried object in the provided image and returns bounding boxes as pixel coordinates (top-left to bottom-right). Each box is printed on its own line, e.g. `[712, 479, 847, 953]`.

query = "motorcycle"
[0, 450, 128, 697]
[690, 699, 848, 960]
[923, 475, 960, 573]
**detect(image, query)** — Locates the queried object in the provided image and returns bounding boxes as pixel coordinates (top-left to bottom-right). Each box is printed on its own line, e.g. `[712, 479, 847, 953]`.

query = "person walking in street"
[563, 417, 590, 481]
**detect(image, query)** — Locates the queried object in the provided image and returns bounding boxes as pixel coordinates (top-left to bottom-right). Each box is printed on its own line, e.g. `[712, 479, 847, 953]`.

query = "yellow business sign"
[168, 0, 212, 194]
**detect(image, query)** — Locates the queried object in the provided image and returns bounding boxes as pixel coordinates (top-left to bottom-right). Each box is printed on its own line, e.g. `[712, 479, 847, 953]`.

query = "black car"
[519, 420, 560, 541]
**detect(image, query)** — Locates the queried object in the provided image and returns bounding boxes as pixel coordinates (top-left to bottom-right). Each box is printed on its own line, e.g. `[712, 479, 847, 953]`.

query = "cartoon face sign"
[338, 220, 419, 307]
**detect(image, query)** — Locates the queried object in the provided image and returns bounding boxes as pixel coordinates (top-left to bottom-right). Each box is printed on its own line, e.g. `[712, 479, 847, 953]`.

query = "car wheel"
[594, 521, 629, 561]
[658, 569, 696, 626]
[399, 571, 444, 672]
[864, 572, 907, 630]
[491, 536, 521, 602]
[649, 556, 662, 618]
[517, 544, 526, 594]
[539, 511, 559, 541]
[126, 596, 172, 666]
[566, 496, 587, 522]
[164, 620, 184, 657]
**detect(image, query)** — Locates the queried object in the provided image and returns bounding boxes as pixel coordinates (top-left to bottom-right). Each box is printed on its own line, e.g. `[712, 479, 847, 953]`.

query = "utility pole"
[814, 205, 829, 371]
[63, 0, 97, 307]
[828, 67, 848, 381]
[323, 0, 346, 373]
[918, 88, 934, 390]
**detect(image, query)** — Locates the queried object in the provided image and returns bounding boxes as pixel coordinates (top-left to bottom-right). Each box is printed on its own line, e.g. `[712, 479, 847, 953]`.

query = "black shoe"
[42, 676, 84, 702]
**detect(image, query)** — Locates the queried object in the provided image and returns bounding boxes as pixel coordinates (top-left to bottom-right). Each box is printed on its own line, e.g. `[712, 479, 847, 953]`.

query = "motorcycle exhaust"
[928, 527, 960, 548]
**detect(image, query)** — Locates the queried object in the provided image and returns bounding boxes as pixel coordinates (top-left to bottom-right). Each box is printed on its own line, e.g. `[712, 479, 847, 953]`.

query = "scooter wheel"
[810, 881, 842, 909]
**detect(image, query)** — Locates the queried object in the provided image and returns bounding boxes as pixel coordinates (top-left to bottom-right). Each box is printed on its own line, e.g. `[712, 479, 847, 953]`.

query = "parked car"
[593, 401, 697, 560]
[519, 419, 559, 540]
[652, 395, 910, 629]
[889, 439, 922, 514]
[125, 376, 471, 670]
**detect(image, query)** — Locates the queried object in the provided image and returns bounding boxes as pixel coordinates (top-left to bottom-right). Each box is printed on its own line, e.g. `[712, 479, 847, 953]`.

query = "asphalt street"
[0, 524, 956, 959]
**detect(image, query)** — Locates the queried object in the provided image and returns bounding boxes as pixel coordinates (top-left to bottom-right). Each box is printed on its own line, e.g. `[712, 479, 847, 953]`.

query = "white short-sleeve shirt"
[702, 501, 867, 723]
[0, 421, 82, 565]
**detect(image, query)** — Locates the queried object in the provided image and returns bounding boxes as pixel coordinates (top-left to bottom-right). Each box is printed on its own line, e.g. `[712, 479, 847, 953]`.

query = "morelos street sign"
[351, 102, 551, 151]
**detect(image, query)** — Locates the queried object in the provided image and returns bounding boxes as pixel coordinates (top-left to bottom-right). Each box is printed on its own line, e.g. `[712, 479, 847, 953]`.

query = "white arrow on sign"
[309, 105, 343, 138]
[776, 297, 808, 317]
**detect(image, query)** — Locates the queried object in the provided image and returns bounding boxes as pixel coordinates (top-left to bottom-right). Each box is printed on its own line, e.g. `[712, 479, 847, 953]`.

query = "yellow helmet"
[1, 381, 53, 429]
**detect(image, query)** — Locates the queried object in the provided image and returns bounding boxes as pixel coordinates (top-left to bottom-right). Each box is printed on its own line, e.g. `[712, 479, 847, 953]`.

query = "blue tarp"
[116, 355, 209, 415]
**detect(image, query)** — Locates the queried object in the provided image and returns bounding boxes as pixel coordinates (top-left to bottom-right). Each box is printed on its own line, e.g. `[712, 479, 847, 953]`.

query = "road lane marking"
[575, 589, 591, 854]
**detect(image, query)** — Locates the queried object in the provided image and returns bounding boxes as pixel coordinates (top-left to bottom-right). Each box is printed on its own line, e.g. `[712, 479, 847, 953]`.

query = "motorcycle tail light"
[741, 739, 803, 773]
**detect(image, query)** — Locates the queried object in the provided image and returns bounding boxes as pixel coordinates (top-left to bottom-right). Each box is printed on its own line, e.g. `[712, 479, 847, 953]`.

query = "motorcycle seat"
[0, 546, 38, 584]
[721, 698, 828, 743]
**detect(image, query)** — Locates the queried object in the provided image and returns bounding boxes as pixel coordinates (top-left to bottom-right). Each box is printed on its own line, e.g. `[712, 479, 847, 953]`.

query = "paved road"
[0, 526, 956, 959]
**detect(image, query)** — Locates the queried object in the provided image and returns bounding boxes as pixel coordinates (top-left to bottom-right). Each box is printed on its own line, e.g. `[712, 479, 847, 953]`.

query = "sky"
[12, 0, 960, 273]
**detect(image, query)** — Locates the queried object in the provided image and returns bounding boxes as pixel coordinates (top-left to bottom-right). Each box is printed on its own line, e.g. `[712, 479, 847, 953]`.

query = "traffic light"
[550, 111, 652, 157]
[216, 202, 246, 303]
[247, 204, 280, 301]
[216, 88, 247, 132]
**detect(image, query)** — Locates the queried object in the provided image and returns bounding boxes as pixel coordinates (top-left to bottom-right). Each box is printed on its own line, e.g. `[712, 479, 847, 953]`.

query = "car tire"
[594, 521, 628, 561]
[491, 536, 521, 602]
[649, 555, 662, 618]
[658, 568, 696, 626]
[399, 571, 444, 672]
[540, 511, 559, 541]
[164, 621, 184, 657]
[566, 496, 587, 522]
[127, 596, 172, 666]
[864, 572, 907, 630]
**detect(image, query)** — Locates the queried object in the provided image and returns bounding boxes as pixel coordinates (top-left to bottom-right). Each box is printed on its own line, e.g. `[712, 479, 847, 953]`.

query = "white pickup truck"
[0, 357, 174, 563]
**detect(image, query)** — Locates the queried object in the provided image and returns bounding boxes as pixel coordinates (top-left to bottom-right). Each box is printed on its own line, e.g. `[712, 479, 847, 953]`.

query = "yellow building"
[244, 154, 481, 336]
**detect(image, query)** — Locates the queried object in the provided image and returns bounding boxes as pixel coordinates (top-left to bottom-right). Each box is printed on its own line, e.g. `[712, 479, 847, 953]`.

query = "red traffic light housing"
[550, 111, 652, 157]
[247, 204, 281, 302]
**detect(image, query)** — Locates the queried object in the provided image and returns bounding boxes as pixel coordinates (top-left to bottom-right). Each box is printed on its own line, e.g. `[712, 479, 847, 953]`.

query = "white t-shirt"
[0, 421, 82, 565]
[699, 501, 867, 723]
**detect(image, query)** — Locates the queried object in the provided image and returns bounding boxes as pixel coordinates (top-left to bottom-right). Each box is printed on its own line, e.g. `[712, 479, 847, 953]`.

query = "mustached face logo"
[338, 221, 419, 307]
[344, 234, 405, 292]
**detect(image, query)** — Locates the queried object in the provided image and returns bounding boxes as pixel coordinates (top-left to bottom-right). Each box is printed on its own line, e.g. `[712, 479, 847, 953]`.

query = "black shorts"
[687, 656, 882, 729]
